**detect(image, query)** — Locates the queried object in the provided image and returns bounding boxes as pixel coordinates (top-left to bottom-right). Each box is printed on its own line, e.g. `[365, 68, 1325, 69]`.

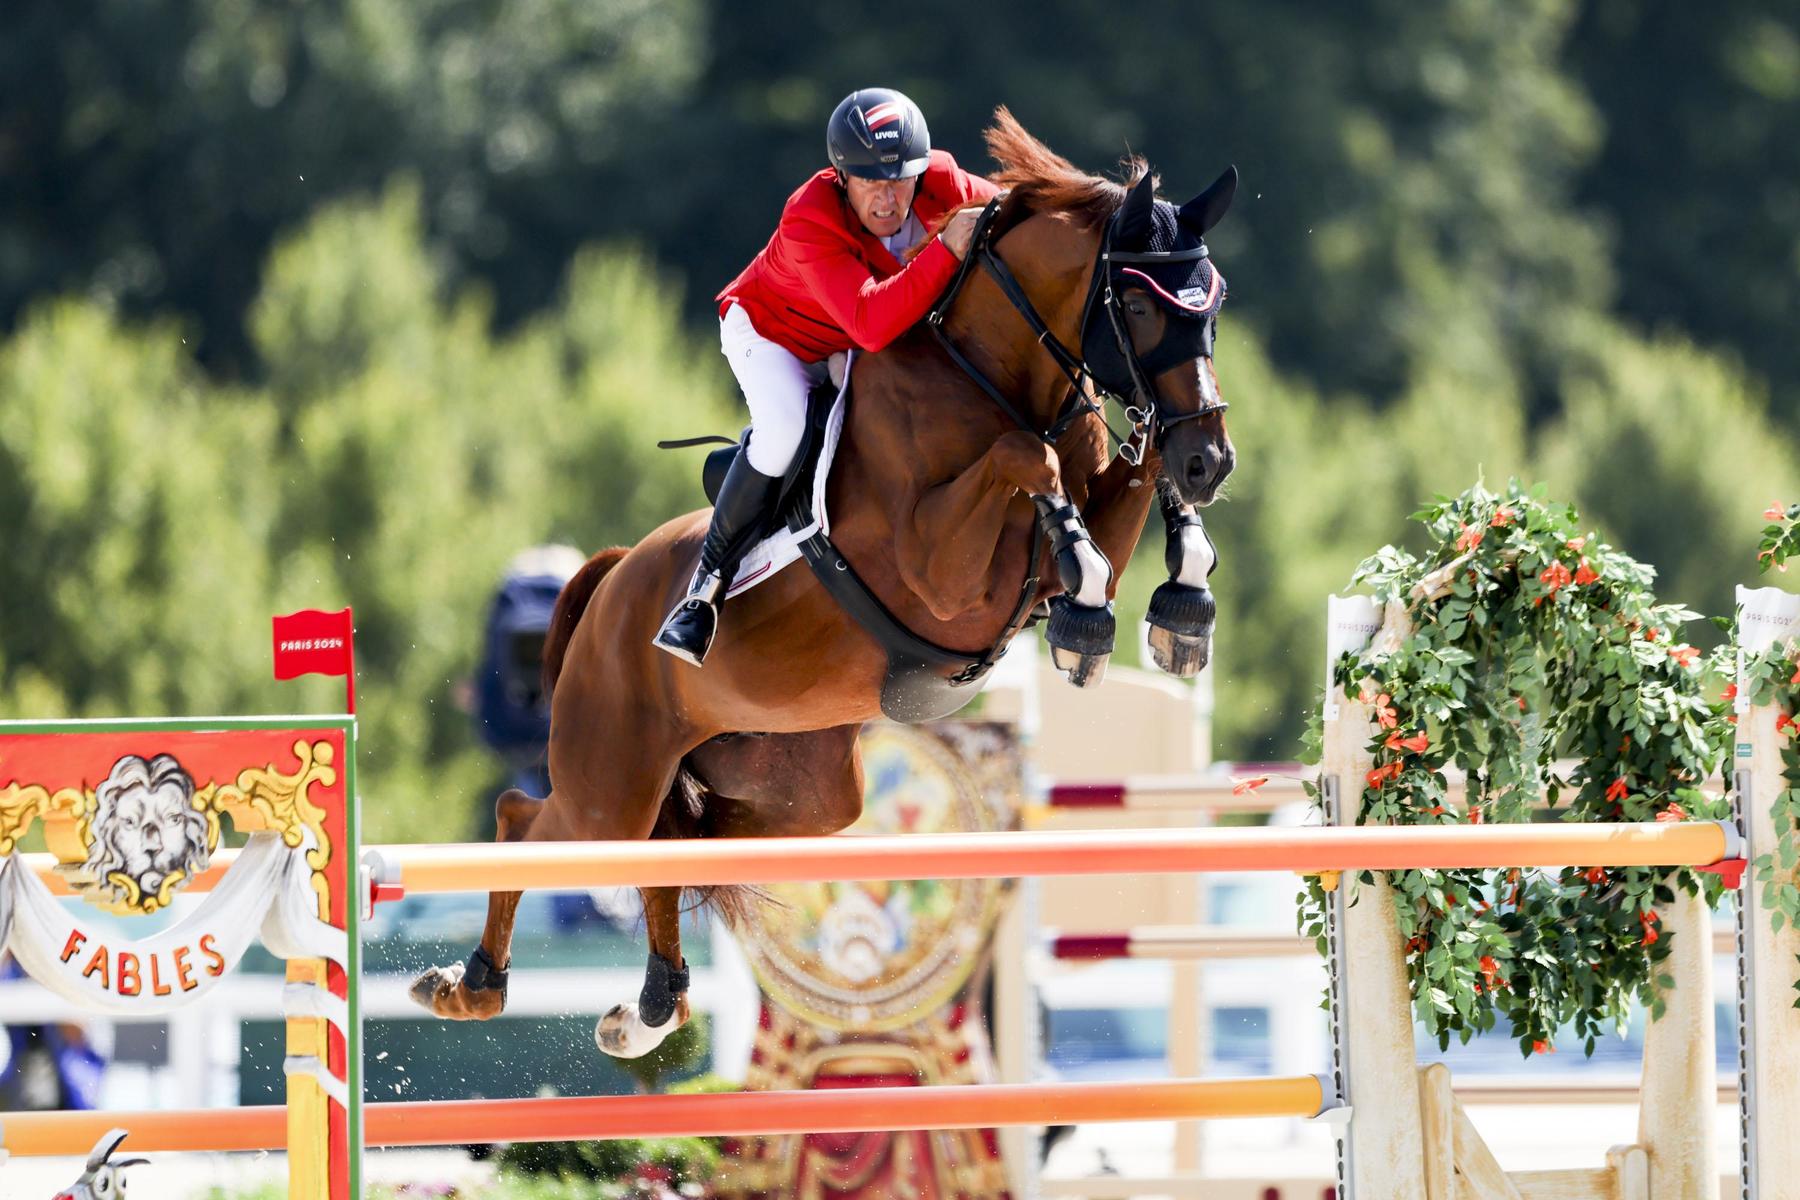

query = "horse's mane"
[984, 106, 1151, 227]
[914, 107, 1151, 252]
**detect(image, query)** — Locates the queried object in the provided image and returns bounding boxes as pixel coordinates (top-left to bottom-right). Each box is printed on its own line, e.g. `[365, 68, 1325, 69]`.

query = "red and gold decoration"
[0, 719, 359, 1200]
[717, 721, 1022, 1200]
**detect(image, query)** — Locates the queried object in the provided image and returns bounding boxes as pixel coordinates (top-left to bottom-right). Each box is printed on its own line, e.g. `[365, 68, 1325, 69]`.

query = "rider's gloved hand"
[940, 208, 980, 260]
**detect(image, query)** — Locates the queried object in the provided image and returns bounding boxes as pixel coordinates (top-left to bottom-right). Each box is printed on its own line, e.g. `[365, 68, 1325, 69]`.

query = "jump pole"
[353, 821, 1736, 898]
[0, 1075, 1332, 1157]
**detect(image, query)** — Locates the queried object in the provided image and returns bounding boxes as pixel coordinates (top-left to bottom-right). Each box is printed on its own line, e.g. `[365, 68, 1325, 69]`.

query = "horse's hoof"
[408, 964, 505, 1020]
[595, 1001, 684, 1059]
[1046, 596, 1114, 688]
[408, 963, 461, 1012]
[1051, 645, 1111, 688]
[1148, 626, 1211, 677]
[1146, 582, 1215, 678]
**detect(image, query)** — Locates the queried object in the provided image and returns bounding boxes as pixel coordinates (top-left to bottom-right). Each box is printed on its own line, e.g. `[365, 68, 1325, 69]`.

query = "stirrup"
[653, 572, 726, 666]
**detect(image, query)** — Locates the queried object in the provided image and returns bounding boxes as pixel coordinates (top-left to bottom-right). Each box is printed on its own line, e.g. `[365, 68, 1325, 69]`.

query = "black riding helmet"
[827, 88, 931, 181]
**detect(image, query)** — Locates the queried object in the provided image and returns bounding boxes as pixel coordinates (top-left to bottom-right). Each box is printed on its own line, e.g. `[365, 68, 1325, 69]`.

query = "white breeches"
[720, 303, 824, 476]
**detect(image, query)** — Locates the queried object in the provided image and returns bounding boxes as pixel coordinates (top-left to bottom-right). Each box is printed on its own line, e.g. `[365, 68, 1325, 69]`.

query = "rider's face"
[844, 174, 917, 239]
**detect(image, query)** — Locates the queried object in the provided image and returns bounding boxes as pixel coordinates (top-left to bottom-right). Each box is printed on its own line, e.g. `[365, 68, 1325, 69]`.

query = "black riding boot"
[653, 452, 783, 666]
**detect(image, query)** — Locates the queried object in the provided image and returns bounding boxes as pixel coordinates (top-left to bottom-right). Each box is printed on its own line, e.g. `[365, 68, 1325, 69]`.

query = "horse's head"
[1080, 167, 1238, 507]
[968, 110, 1239, 507]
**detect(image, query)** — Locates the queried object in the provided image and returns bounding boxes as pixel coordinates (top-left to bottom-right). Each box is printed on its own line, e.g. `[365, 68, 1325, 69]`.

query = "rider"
[654, 87, 999, 666]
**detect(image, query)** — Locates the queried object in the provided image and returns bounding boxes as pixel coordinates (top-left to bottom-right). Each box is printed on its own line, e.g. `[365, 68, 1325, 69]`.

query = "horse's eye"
[1126, 300, 1148, 317]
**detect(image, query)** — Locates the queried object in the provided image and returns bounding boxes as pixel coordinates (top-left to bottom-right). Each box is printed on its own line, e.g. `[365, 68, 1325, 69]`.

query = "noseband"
[926, 193, 1227, 464]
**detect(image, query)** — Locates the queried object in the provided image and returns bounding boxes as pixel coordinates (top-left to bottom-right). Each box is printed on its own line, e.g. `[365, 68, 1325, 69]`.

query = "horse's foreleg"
[1144, 494, 1219, 676]
[1079, 439, 1160, 570]
[1033, 490, 1119, 687]
[897, 430, 1066, 621]
[1081, 448, 1219, 677]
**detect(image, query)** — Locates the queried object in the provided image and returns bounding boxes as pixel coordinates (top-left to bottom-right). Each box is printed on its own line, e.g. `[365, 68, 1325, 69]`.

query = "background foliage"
[2, 0, 1796, 838]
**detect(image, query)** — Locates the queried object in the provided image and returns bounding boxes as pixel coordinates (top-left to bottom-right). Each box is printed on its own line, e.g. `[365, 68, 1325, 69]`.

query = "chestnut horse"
[411, 110, 1237, 1057]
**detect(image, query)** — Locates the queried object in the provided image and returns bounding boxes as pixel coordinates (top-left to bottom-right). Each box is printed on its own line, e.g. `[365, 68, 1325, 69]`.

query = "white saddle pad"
[724, 356, 852, 599]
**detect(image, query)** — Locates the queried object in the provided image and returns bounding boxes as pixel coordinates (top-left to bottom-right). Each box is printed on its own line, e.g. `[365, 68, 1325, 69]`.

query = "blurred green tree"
[0, 0, 705, 372]
[1566, 0, 1800, 413]
[1536, 327, 1800, 624]
[0, 301, 280, 718]
[0, 185, 735, 841]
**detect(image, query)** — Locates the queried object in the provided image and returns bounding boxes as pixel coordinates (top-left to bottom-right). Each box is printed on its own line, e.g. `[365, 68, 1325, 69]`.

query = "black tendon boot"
[653, 452, 783, 666]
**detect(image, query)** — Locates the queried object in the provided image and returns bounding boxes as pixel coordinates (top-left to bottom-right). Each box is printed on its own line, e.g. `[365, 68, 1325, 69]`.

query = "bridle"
[925, 192, 1228, 466]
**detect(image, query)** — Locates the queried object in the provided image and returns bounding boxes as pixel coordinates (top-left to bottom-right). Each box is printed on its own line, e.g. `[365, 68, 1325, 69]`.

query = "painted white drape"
[0, 832, 343, 1016]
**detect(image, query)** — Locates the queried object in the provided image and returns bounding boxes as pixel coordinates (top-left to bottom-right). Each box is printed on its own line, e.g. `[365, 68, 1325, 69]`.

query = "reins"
[926, 195, 1129, 452]
[924, 191, 1227, 466]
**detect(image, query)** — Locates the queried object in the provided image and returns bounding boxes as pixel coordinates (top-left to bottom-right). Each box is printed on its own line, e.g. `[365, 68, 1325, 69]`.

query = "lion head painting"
[83, 754, 212, 907]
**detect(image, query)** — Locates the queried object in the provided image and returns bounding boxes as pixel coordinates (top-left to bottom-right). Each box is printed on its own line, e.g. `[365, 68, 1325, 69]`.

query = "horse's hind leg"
[410, 690, 687, 1034]
[407, 786, 585, 1019]
[593, 774, 701, 1059]
[594, 882, 691, 1058]
[591, 728, 867, 1056]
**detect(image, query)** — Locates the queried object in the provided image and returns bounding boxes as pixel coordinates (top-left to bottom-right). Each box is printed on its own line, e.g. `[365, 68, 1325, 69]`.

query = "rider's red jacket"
[717, 150, 999, 361]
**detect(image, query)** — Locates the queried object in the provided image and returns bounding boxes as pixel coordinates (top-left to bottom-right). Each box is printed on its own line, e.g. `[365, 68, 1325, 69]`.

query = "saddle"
[691, 374, 1036, 724]
[700, 380, 837, 523]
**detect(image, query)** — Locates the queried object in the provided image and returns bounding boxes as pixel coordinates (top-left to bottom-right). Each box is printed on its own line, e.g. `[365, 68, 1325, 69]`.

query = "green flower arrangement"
[1740, 500, 1800, 994]
[1759, 502, 1800, 574]
[1300, 482, 1729, 1058]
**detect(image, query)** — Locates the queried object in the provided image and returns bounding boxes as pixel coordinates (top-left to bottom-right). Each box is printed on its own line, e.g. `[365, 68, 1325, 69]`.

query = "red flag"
[273, 607, 357, 713]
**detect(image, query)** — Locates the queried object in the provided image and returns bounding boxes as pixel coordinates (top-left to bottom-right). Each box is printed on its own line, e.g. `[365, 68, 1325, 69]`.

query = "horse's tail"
[543, 547, 629, 698]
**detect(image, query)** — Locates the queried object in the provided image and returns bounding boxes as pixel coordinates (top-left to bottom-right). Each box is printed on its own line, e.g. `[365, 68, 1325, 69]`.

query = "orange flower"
[1532, 1040, 1553, 1055]
[1539, 562, 1573, 598]
[1371, 691, 1397, 726]
[1427, 805, 1447, 816]
[1491, 507, 1517, 528]
[1669, 645, 1700, 669]
[1582, 866, 1607, 885]
[1723, 683, 1739, 702]
[1790, 660, 1800, 685]
[1640, 910, 1661, 946]
[1574, 559, 1600, 586]
[1656, 803, 1687, 823]
[1644, 627, 1658, 643]
[1516, 695, 1527, 712]
[1566, 537, 1587, 551]
[1358, 682, 1379, 705]
[1768, 504, 1790, 520]
[1479, 956, 1501, 987]
[1778, 713, 1798, 738]
[1366, 761, 1404, 788]
[1231, 776, 1269, 796]
[1456, 523, 1485, 552]
[1468, 807, 1485, 825]
[1606, 777, 1630, 803]
[1384, 730, 1430, 754]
